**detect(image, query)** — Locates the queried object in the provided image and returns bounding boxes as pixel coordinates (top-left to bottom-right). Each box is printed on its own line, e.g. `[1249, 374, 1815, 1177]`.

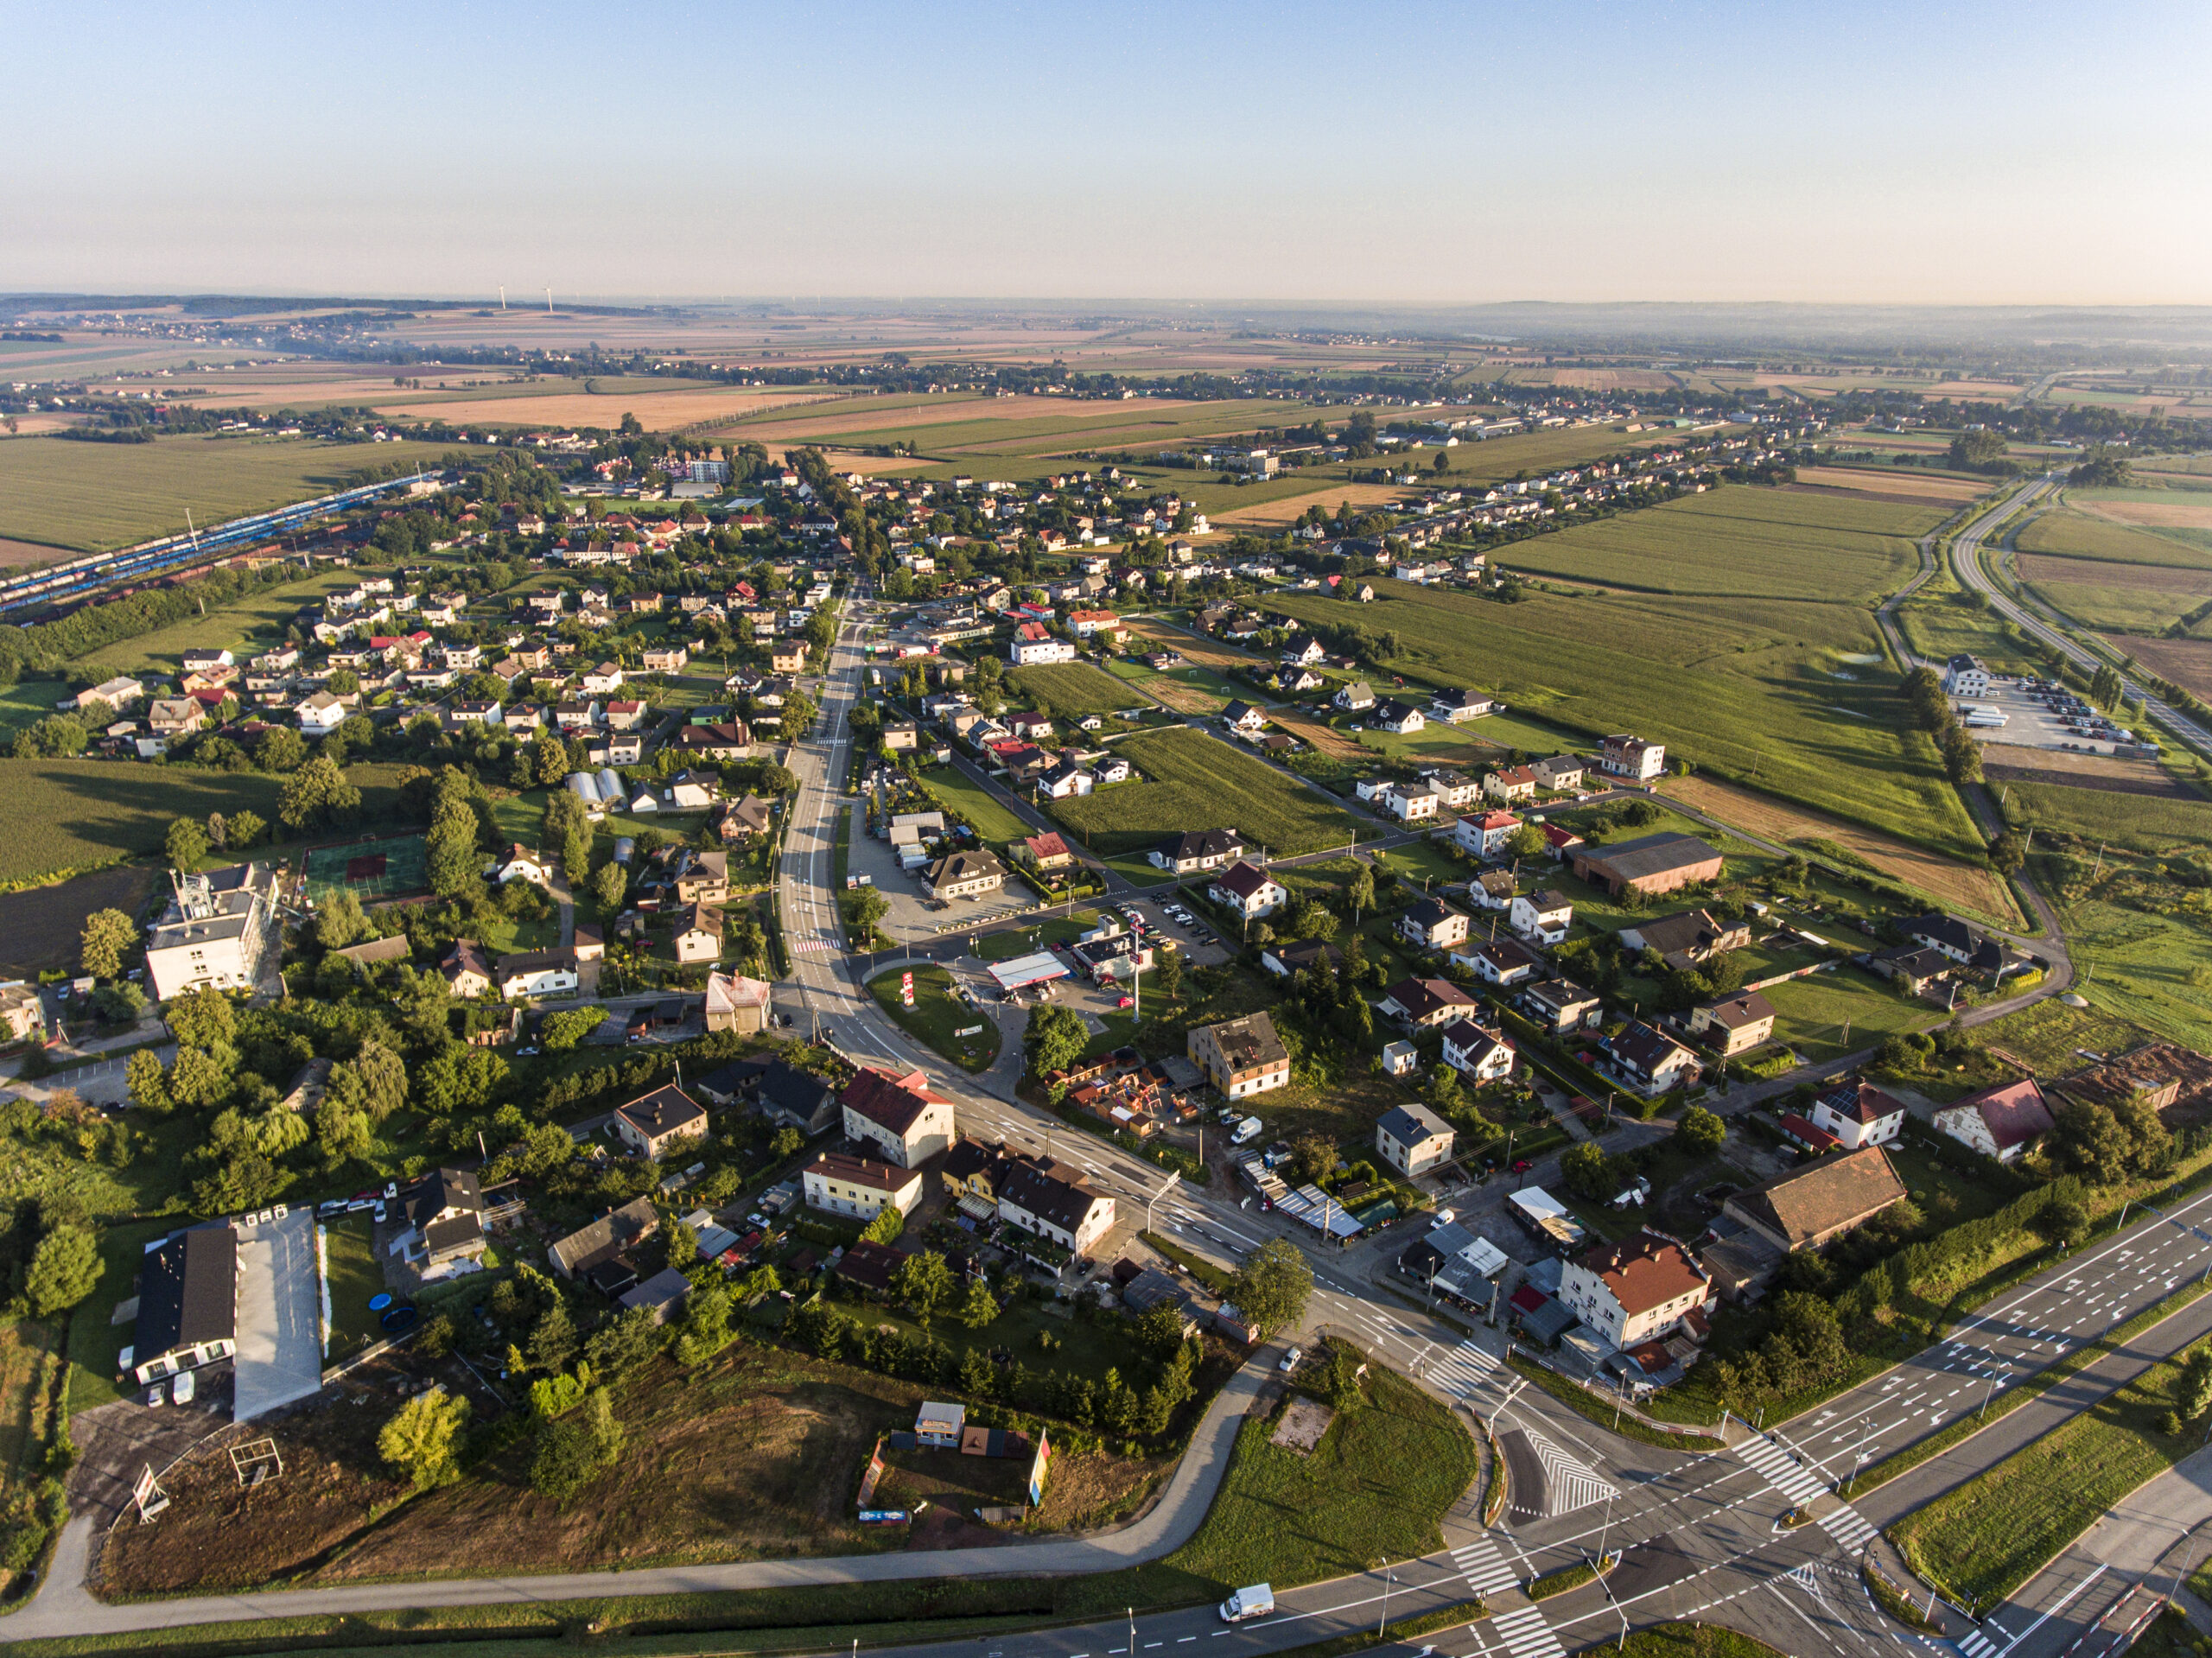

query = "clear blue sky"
[6, 0, 2207, 303]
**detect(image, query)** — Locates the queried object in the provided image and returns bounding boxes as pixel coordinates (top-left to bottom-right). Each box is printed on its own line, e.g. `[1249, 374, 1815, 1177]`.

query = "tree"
[1154, 946, 1183, 999]
[530, 1388, 624, 1502]
[24, 1226, 99, 1316]
[1225, 1239, 1312, 1336]
[675, 1284, 735, 1365]
[861, 1204, 905, 1244]
[2037, 1193, 2092, 1248]
[1505, 822, 1548, 861]
[1023, 1002, 1089, 1082]
[1676, 1105, 1726, 1157]
[525, 1300, 579, 1373]
[582, 1304, 664, 1375]
[125, 1047, 171, 1115]
[893, 1249, 954, 1324]
[847, 886, 889, 938]
[1288, 1134, 1338, 1186]
[257, 726, 306, 773]
[227, 807, 268, 850]
[280, 755, 362, 832]
[315, 890, 368, 950]
[957, 1278, 1001, 1330]
[540, 1007, 606, 1051]
[329, 1042, 409, 1123]
[79, 909, 135, 980]
[1346, 861, 1376, 922]
[166, 988, 235, 1051]
[1559, 1140, 1612, 1200]
[165, 816, 209, 872]
[378, 1388, 471, 1492]
[592, 861, 627, 913]
[315, 1096, 374, 1170]
[425, 791, 482, 899]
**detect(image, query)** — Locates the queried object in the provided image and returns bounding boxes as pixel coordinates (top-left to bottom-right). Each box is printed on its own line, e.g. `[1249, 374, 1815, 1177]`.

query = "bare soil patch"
[1792, 467, 1987, 505]
[1126, 620, 1254, 676]
[1030, 1445, 1171, 1532]
[0, 863, 158, 977]
[1141, 678, 1229, 717]
[808, 449, 942, 474]
[0, 536, 69, 568]
[2110, 634, 2212, 702]
[1658, 775, 2018, 923]
[1271, 1398, 1336, 1454]
[2018, 555, 2210, 594]
[1213, 481, 1407, 528]
[2078, 499, 2212, 531]
[1980, 744, 2193, 798]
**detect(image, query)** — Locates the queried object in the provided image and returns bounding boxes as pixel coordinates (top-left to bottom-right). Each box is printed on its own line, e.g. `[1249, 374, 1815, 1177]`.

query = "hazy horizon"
[9, 0, 2209, 306]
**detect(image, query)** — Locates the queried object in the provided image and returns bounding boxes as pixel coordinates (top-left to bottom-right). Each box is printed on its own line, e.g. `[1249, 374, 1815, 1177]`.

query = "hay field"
[2024, 505, 2212, 571]
[1050, 726, 1360, 856]
[0, 432, 466, 554]
[1792, 466, 1989, 504]
[2001, 780, 2212, 855]
[1269, 708, 1378, 762]
[1496, 486, 1936, 601]
[2015, 556, 2208, 633]
[2110, 634, 2212, 702]
[2075, 496, 2212, 531]
[1914, 380, 2028, 400]
[1659, 775, 2017, 924]
[0, 537, 67, 566]
[1211, 481, 1405, 527]
[723, 392, 1153, 442]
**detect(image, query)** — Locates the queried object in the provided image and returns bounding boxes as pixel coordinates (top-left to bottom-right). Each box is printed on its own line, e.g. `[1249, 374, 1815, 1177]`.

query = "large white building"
[1557, 1231, 1712, 1352]
[144, 864, 281, 1001]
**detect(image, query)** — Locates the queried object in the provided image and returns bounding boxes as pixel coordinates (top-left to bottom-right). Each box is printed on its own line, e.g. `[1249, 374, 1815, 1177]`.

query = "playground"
[300, 831, 429, 905]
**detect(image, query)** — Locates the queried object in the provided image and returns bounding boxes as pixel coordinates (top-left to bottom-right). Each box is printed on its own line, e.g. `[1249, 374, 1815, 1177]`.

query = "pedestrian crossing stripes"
[1487, 1604, 1567, 1658]
[792, 940, 835, 952]
[1732, 1434, 1878, 1553]
[1521, 1426, 1617, 1515]
[1450, 1537, 1518, 1600]
[1957, 1629, 1997, 1658]
[1425, 1340, 1500, 1400]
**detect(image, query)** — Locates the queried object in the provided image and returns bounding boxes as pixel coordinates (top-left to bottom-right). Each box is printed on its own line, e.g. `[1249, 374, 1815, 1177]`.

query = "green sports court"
[300, 832, 429, 905]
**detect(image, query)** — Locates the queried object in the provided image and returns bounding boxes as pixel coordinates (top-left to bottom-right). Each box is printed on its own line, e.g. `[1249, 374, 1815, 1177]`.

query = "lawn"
[917, 765, 1033, 847]
[0, 432, 468, 554]
[1758, 963, 1946, 1062]
[976, 911, 1097, 960]
[1006, 662, 1143, 719]
[73, 566, 370, 676]
[868, 963, 1000, 1071]
[1051, 727, 1363, 857]
[321, 1213, 385, 1363]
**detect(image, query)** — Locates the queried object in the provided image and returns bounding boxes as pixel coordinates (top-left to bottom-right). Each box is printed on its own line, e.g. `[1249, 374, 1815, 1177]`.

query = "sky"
[5, 0, 2209, 306]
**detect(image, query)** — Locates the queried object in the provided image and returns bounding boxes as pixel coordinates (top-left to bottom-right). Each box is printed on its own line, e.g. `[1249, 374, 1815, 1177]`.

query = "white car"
[1279, 1345, 1303, 1373]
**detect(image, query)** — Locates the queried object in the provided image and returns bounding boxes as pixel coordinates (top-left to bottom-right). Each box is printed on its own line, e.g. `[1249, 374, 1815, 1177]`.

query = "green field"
[2015, 570, 2204, 635]
[867, 963, 999, 1072]
[322, 1213, 387, 1362]
[73, 565, 383, 676]
[1758, 965, 1944, 1062]
[1497, 487, 1936, 600]
[918, 765, 1033, 846]
[0, 432, 468, 555]
[0, 757, 416, 887]
[2001, 779, 2212, 854]
[1005, 661, 1142, 718]
[1049, 727, 1362, 856]
[1895, 590, 2043, 677]
[2019, 504, 2212, 572]
[1268, 556, 1986, 861]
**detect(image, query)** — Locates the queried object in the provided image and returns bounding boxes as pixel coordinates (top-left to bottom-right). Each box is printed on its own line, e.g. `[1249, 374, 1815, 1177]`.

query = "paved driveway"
[232, 1210, 324, 1422]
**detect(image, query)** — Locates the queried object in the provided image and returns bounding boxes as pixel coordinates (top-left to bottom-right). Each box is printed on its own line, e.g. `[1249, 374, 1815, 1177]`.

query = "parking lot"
[844, 817, 1033, 944]
[1959, 675, 2149, 755]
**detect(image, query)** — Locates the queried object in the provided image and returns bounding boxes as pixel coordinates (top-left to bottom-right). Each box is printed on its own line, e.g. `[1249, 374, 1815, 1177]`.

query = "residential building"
[841, 1066, 957, 1166]
[492, 842, 550, 886]
[1187, 1012, 1293, 1098]
[1452, 810, 1522, 860]
[922, 848, 1007, 901]
[703, 970, 773, 1034]
[550, 1196, 659, 1285]
[641, 645, 689, 675]
[1376, 1101, 1457, 1178]
[1520, 977, 1603, 1035]
[1150, 828, 1245, 874]
[298, 690, 351, 735]
[1933, 1079, 2054, 1165]
[581, 662, 625, 696]
[1598, 734, 1667, 780]
[1209, 860, 1287, 919]
[1378, 975, 1480, 1030]
[1600, 1021, 1700, 1096]
[1688, 991, 1777, 1057]
[1223, 700, 1268, 735]
[1385, 780, 1440, 823]
[1432, 689, 1499, 724]
[674, 850, 730, 905]
[1020, 830, 1075, 871]
[672, 904, 723, 964]
[129, 1223, 237, 1385]
[1334, 681, 1376, 712]
[1619, 908, 1750, 971]
[1510, 889, 1573, 945]
[493, 948, 580, 998]
[1400, 898, 1469, 951]
[1451, 936, 1544, 987]
[440, 939, 493, 998]
[1439, 1017, 1515, 1083]
[147, 697, 207, 737]
[76, 675, 144, 715]
[1558, 1232, 1712, 1350]
[804, 1152, 923, 1223]
[393, 1168, 486, 1267]
[1261, 937, 1343, 979]
[1808, 1080, 1908, 1150]
[1723, 1147, 1907, 1252]
[0, 982, 43, 1045]
[1531, 753, 1586, 791]
[1484, 765, 1538, 804]
[1942, 654, 1991, 697]
[1570, 833, 1724, 898]
[1470, 867, 1518, 912]
[998, 1155, 1116, 1256]
[144, 863, 279, 1001]
[1009, 623, 1077, 665]
[1372, 698, 1425, 734]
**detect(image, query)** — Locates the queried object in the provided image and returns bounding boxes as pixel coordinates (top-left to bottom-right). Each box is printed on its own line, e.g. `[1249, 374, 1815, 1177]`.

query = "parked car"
[1279, 1345, 1303, 1373]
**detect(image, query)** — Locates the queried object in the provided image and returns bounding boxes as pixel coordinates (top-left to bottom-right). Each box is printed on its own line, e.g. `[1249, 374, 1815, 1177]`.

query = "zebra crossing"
[1425, 1339, 1502, 1401]
[1956, 1628, 1999, 1658]
[1486, 1604, 1567, 1658]
[1449, 1535, 1519, 1600]
[1519, 1426, 1617, 1515]
[1732, 1433, 1878, 1552]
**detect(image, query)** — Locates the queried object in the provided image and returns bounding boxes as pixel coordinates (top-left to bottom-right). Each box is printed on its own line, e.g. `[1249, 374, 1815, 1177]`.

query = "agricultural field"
[1494, 487, 1938, 602]
[73, 565, 369, 676]
[1211, 480, 1405, 527]
[917, 765, 1033, 846]
[2111, 632, 2212, 702]
[371, 381, 834, 431]
[1268, 571, 1989, 861]
[2000, 778, 2212, 853]
[2018, 504, 2212, 573]
[1005, 661, 1142, 718]
[2012, 558, 2207, 634]
[0, 862, 160, 976]
[1791, 466, 1992, 505]
[0, 432, 468, 554]
[1895, 590, 2043, 678]
[1048, 727, 1362, 857]
[0, 757, 416, 888]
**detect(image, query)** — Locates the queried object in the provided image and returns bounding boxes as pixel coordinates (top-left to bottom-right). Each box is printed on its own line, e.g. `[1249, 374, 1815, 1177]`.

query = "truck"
[1231, 1115, 1263, 1146]
[1219, 1585, 1274, 1623]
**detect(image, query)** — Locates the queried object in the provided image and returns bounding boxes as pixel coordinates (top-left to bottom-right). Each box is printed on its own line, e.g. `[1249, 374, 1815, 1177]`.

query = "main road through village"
[16, 588, 2212, 1657]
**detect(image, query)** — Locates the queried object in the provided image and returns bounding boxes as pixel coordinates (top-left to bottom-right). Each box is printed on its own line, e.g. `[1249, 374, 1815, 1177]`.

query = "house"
[147, 697, 207, 737]
[1187, 1012, 1292, 1098]
[298, 691, 351, 735]
[998, 1155, 1116, 1255]
[440, 939, 494, 998]
[1020, 830, 1075, 872]
[1532, 754, 1586, 791]
[1378, 976, 1480, 1030]
[1440, 1017, 1515, 1083]
[1541, 822, 1585, 861]
[914, 1400, 966, 1449]
[1385, 780, 1440, 823]
[1510, 889, 1573, 945]
[0, 982, 43, 1045]
[674, 851, 730, 905]
[881, 721, 921, 753]
[1376, 1101, 1457, 1178]
[129, 1223, 238, 1386]
[1559, 1232, 1712, 1351]
[942, 1136, 1014, 1209]
[1381, 1039, 1418, 1077]
[1867, 943, 1953, 996]
[617, 1268, 693, 1325]
[1901, 912, 2029, 979]
[1095, 755, 1131, 785]
[672, 904, 723, 963]
[1452, 810, 1522, 860]
[1471, 868, 1518, 912]
[550, 1196, 660, 1284]
[671, 722, 751, 761]
[1372, 699, 1425, 734]
[1067, 608, 1122, 638]
[393, 1168, 486, 1267]
[731, 1058, 834, 1135]
[923, 848, 1006, 901]
[1400, 897, 1469, 951]
[1618, 908, 1749, 971]
[1808, 1081, 1908, 1150]
[492, 842, 550, 886]
[641, 645, 689, 674]
[1520, 977, 1603, 1035]
[1430, 770, 1482, 809]
[1009, 623, 1077, 665]
[1209, 860, 1287, 919]
[1262, 937, 1343, 979]
[703, 970, 772, 1034]
[1452, 937, 1546, 988]
[1223, 701, 1268, 735]
[1600, 1021, 1700, 1096]
[664, 768, 718, 810]
[1688, 991, 1777, 1057]
[1432, 689, 1499, 724]
[603, 699, 647, 730]
[1934, 1079, 2054, 1165]
[841, 1066, 957, 1166]
[712, 795, 775, 844]
[1041, 756, 1094, 798]
[493, 948, 580, 998]
[1723, 1147, 1907, 1252]
[1484, 765, 1538, 804]
[803, 1152, 923, 1223]
[1571, 833, 1724, 898]
[77, 675, 145, 715]
[1151, 828, 1245, 874]
[143, 862, 281, 1001]
[1598, 734, 1667, 781]
[770, 642, 810, 673]
[1334, 681, 1376, 713]
[581, 662, 625, 696]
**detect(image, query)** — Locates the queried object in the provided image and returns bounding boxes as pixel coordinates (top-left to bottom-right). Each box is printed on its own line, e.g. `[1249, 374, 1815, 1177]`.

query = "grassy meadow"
[1005, 661, 1142, 718]
[73, 565, 370, 676]
[1049, 726, 1362, 856]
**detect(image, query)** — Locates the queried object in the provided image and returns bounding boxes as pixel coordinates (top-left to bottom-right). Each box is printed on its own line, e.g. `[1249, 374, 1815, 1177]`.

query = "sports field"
[1048, 726, 1361, 856]
[0, 432, 467, 554]
[301, 832, 430, 904]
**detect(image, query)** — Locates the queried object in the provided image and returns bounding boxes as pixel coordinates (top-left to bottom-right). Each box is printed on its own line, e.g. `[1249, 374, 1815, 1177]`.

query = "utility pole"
[1377, 1563, 1395, 1636]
